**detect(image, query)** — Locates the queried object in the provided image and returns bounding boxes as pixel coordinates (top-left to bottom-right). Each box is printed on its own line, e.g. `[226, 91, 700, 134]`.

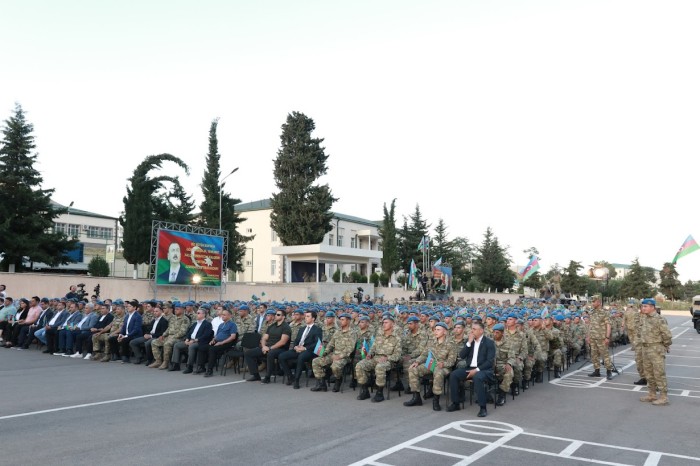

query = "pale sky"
[2, 0, 699, 281]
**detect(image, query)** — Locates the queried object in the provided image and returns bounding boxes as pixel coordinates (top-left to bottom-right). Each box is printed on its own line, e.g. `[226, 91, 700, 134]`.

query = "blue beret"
[429, 315, 440, 322]
[292, 309, 303, 314]
[641, 298, 656, 306]
[454, 320, 466, 327]
[325, 311, 336, 318]
[493, 323, 505, 332]
[339, 313, 351, 319]
[359, 315, 370, 321]
[555, 315, 565, 321]
[382, 314, 395, 322]
[444, 311, 453, 317]
[508, 313, 518, 319]
[435, 322, 449, 330]
[239, 304, 249, 311]
[407, 316, 420, 323]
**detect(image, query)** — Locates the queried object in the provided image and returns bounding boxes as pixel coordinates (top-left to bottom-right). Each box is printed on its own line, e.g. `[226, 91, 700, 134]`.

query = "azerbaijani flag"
[313, 340, 325, 357]
[361, 336, 375, 359]
[424, 351, 437, 373]
[519, 256, 540, 281]
[408, 259, 417, 289]
[433, 257, 442, 268]
[417, 237, 428, 251]
[672, 235, 700, 264]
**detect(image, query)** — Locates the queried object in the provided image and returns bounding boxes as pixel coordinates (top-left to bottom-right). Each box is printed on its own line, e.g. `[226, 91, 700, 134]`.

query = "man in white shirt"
[173, 309, 213, 373]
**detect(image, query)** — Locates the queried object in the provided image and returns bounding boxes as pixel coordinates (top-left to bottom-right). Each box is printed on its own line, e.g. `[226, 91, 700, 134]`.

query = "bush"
[379, 272, 389, 287]
[349, 271, 363, 283]
[332, 269, 340, 283]
[88, 255, 110, 277]
[370, 272, 379, 287]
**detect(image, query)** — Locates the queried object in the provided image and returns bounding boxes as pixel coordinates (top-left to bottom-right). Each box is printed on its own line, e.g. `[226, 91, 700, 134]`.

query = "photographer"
[354, 287, 364, 305]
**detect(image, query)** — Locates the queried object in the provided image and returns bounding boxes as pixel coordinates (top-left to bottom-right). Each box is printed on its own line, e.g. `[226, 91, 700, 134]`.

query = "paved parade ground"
[1, 314, 699, 466]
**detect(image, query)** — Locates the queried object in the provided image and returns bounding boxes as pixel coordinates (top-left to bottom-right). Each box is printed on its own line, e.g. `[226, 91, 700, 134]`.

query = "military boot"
[554, 368, 561, 378]
[372, 387, 385, 403]
[332, 377, 343, 393]
[349, 378, 357, 389]
[640, 393, 657, 402]
[390, 379, 404, 392]
[310, 379, 327, 392]
[521, 379, 529, 391]
[357, 384, 371, 400]
[633, 378, 647, 385]
[433, 395, 442, 411]
[403, 391, 422, 407]
[424, 387, 434, 399]
[535, 372, 543, 383]
[158, 360, 169, 370]
[652, 394, 669, 406]
[511, 382, 519, 396]
[496, 389, 506, 406]
[587, 369, 601, 377]
[148, 359, 161, 368]
[606, 369, 613, 380]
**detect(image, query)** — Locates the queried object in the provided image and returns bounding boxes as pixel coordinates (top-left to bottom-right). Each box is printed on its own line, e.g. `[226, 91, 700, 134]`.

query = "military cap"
[493, 323, 505, 332]
[429, 315, 440, 322]
[326, 311, 336, 318]
[435, 322, 449, 330]
[641, 298, 656, 306]
[339, 313, 351, 319]
[407, 316, 420, 323]
[359, 315, 370, 321]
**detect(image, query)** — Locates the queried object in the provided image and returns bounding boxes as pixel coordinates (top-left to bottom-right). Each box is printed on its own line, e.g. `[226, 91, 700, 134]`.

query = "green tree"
[432, 218, 456, 266]
[399, 204, 430, 274]
[270, 112, 336, 245]
[520, 247, 543, 291]
[379, 199, 400, 278]
[88, 255, 110, 277]
[474, 227, 514, 292]
[164, 179, 196, 225]
[682, 280, 700, 300]
[619, 258, 653, 299]
[659, 262, 682, 300]
[121, 154, 189, 276]
[451, 236, 473, 289]
[198, 119, 249, 272]
[0, 104, 77, 271]
[561, 260, 587, 295]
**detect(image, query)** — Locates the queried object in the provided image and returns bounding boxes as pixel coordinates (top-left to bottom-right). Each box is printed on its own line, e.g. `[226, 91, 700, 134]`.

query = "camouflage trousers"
[92, 333, 112, 354]
[641, 343, 667, 394]
[548, 348, 563, 370]
[495, 363, 514, 393]
[533, 350, 548, 373]
[630, 337, 645, 379]
[408, 365, 449, 395]
[151, 337, 179, 363]
[312, 355, 349, 379]
[524, 355, 535, 380]
[355, 358, 392, 387]
[590, 338, 612, 370]
[570, 340, 583, 359]
[512, 358, 524, 384]
[402, 356, 418, 382]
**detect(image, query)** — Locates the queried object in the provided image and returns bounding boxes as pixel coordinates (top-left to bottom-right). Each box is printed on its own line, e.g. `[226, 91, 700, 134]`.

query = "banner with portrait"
[155, 229, 224, 286]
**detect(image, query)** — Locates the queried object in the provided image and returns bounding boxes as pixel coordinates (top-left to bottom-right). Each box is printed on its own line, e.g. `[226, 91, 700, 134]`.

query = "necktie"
[170, 272, 177, 281]
[300, 326, 310, 346]
[257, 316, 263, 332]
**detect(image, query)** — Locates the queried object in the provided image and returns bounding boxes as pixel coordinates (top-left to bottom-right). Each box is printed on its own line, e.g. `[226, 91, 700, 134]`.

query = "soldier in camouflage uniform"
[404, 322, 456, 411]
[587, 297, 613, 380]
[319, 312, 338, 344]
[150, 304, 189, 369]
[392, 316, 427, 393]
[355, 315, 401, 402]
[545, 316, 564, 378]
[638, 298, 672, 405]
[504, 315, 526, 394]
[492, 324, 516, 406]
[310, 313, 356, 392]
[623, 304, 646, 385]
[529, 315, 553, 382]
[91, 304, 121, 360]
[288, 309, 304, 342]
[234, 304, 255, 336]
[451, 320, 468, 368]
[570, 315, 586, 362]
[97, 305, 124, 362]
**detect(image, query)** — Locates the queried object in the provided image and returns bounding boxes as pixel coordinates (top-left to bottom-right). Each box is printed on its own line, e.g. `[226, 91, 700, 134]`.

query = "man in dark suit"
[157, 242, 194, 285]
[130, 305, 169, 364]
[117, 300, 143, 363]
[172, 308, 213, 373]
[447, 321, 496, 417]
[18, 298, 53, 349]
[278, 310, 322, 389]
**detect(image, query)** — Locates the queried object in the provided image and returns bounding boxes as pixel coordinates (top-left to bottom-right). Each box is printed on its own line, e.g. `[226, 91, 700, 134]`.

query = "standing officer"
[587, 296, 614, 380]
[638, 298, 672, 406]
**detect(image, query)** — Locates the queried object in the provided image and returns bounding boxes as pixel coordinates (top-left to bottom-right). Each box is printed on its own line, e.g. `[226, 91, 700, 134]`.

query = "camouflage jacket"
[639, 312, 672, 347]
[326, 328, 357, 359]
[369, 332, 401, 363]
[416, 336, 456, 369]
[402, 330, 427, 359]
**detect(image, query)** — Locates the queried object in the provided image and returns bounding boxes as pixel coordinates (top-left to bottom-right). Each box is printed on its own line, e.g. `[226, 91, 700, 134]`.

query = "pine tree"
[659, 262, 682, 300]
[379, 199, 400, 278]
[270, 112, 336, 245]
[561, 260, 587, 295]
[474, 227, 513, 292]
[619, 258, 654, 299]
[198, 119, 249, 272]
[399, 204, 430, 273]
[166, 179, 196, 225]
[0, 103, 77, 271]
[121, 154, 189, 276]
[432, 218, 455, 266]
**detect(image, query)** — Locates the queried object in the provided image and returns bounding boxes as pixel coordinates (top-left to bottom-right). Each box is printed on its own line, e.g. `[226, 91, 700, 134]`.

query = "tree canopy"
[474, 227, 513, 292]
[379, 199, 400, 277]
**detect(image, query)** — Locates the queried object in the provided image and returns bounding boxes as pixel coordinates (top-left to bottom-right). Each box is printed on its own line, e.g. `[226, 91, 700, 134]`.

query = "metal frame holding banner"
[149, 221, 229, 300]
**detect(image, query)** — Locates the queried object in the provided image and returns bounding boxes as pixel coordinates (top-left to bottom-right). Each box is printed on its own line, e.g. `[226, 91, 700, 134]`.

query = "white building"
[233, 199, 382, 283]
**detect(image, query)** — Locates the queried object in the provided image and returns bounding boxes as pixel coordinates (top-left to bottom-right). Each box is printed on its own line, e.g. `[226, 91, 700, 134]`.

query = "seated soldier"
[404, 322, 456, 411]
[492, 323, 516, 406]
[310, 313, 356, 392]
[355, 315, 401, 403]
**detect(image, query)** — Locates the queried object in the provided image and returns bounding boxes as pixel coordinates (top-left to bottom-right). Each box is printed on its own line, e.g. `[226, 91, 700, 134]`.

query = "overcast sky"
[2, 0, 699, 282]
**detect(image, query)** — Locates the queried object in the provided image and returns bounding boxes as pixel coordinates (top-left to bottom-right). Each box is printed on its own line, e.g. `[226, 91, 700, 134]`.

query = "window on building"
[350, 237, 357, 248]
[55, 222, 81, 238]
[350, 264, 356, 272]
[328, 234, 334, 246]
[87, 226, 113, 240]
[271, 230, 277, 242]
[271, 260, 276, 276]
[337, 228, 344, 247]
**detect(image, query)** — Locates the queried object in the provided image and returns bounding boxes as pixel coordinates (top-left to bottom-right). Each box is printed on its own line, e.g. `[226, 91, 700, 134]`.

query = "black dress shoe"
[293, 382, 300, 389]
[478, 407, 488, 417]
[133, 358, 143, 365]
[285, 379, 293, 386]
[247, 374, 261, 382]
[195, 366, 206, 374]
[204, 370, 213, 378]
[182, 365, 193, 374]
[446, 403, 461, 412]
[42, 349, 51, 354]
[261, 377, 270, 384]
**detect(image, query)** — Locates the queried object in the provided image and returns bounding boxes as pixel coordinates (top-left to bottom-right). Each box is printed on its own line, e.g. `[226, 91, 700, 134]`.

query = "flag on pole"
[424, 351, 437, 373]
[519, 256, 540, 281]
[433, 257, 442, 268]
[408, 259, 418, 289]
[672, 235, 700, 264]
[313, 340, 325, 357]
[416, 237, 427, 251]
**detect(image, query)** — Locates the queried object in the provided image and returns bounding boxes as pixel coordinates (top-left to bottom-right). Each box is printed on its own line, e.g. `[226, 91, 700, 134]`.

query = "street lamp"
[192, 274, 202, 301]
[219, 167, 239, 231]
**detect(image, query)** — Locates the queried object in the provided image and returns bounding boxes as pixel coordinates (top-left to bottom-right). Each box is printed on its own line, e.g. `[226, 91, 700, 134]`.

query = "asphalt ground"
[1, 315, 699, 466]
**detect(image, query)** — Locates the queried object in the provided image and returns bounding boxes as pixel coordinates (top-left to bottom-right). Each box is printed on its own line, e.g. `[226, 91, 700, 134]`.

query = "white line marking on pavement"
[0, 380, 246, 421]
[559, 440, 583, 457]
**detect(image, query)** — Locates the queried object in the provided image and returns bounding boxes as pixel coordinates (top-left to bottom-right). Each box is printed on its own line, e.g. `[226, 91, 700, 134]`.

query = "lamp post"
[219, 167, 239, 231]
[592, 266, 609, 302]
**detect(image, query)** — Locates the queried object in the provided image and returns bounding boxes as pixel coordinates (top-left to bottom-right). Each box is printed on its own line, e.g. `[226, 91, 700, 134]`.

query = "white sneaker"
[83, 353, 92, 360]
[70, 352, 82, 358]
[53, 352, 65, 356]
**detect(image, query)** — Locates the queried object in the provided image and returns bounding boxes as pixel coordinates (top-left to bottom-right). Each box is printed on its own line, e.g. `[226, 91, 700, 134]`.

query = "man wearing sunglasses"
[245, 309, 292, 383]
